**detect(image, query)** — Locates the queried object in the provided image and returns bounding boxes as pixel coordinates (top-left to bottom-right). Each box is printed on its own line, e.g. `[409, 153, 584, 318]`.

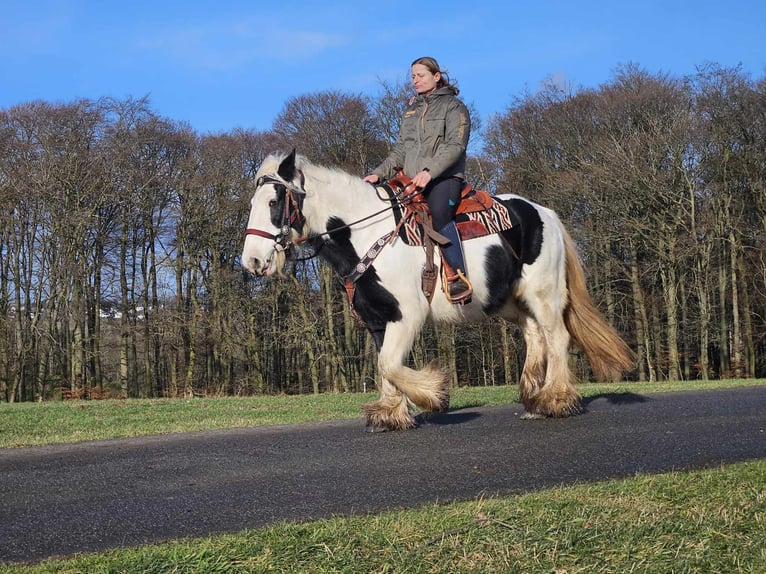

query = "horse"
[241, 150, 634, 431]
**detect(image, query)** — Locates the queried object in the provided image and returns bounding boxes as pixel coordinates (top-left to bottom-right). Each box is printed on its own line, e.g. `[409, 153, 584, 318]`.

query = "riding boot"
[438, 222, 473, 304]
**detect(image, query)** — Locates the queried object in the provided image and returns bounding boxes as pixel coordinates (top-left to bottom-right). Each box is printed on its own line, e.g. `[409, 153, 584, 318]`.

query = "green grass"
[1, 379, 763, 448]
[1, 380, 764, 572]
[3, 459, 764, 573]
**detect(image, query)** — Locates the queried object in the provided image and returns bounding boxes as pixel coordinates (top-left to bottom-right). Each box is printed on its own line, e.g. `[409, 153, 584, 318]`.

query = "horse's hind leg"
[517, 316, 547, 418]
[519, 308, 582, 418]
[540, 311, 582, 416]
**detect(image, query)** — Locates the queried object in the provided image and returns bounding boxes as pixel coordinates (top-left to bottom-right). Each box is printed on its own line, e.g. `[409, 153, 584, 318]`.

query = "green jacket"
[373, 87, 470, 181]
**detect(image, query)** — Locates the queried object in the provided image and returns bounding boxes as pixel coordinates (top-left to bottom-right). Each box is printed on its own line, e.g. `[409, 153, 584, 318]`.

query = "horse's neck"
[303, 167, 391, 236]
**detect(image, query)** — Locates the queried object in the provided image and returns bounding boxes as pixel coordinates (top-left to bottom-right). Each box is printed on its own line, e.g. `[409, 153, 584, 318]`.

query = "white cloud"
[136, 19, 346, 71]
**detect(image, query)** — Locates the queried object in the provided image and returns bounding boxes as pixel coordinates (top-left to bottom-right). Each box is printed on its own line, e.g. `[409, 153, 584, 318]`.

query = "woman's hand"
[411, 170, 432, 188]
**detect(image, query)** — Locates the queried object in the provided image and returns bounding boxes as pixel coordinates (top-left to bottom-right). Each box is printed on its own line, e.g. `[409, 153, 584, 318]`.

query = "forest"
[1, 63, 764, 402]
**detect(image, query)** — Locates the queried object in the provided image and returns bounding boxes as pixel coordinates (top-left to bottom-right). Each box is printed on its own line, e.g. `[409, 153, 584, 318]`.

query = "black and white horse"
[242, 150, 634, 431]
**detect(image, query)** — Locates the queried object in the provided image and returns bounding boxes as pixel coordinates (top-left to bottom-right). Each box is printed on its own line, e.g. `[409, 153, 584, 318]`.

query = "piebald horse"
[242, 150, 634, 431]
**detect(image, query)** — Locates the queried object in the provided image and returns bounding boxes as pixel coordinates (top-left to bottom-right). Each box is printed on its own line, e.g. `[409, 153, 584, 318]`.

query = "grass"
[2, 459, 764, 573]
[0, 378, 763, 448]
[1, 379, 764, 572]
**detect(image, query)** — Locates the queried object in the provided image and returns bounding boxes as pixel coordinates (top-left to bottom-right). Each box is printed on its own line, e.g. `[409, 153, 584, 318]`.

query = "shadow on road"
[417, 393, 651, 424]
[415, 410, 483, 427]
[582, 392, 650, 411]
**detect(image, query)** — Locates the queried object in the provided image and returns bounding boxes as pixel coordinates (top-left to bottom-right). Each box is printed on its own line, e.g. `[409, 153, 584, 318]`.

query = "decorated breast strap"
[343, 231, 395, 320]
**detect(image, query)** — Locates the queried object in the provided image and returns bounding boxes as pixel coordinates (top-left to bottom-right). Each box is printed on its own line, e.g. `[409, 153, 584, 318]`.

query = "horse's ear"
[277, 149, 297, 181]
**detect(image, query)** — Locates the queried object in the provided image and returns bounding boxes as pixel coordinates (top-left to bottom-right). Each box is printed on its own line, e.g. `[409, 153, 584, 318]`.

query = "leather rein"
[244, 172, 412, 265]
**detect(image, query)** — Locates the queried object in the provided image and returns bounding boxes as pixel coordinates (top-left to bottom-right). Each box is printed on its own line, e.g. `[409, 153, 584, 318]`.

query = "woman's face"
[411, 63, 440, 94]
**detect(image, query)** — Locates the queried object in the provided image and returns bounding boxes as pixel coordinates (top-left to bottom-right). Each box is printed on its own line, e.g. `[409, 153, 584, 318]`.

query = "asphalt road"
[1, 386, 765, 564]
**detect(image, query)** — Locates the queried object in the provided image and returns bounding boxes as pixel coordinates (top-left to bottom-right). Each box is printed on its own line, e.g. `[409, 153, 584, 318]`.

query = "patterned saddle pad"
[381, 180, 514, 247]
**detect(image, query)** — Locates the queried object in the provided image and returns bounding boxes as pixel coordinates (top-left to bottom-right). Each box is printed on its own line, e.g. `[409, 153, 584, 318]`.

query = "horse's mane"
[258, 152, 368, 194]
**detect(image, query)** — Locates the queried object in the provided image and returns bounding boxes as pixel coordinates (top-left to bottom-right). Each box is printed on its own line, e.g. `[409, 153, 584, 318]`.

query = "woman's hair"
[411, 56, 459, 95]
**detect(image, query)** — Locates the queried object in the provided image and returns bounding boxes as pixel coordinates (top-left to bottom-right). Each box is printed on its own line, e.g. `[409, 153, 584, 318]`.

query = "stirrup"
[445, 269, 473, 305]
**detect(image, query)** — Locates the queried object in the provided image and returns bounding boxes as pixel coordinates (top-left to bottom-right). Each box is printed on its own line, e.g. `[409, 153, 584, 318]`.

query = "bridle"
[245, 173, 308, 252]
[243, 168, 434, 317]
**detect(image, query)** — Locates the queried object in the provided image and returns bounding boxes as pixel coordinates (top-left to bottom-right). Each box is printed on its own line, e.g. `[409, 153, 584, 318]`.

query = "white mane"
[257, 152, 365, 191]
[257, 152, 387, 235]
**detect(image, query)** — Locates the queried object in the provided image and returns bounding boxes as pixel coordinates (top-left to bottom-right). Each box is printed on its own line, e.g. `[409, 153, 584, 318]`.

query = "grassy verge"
[3, 459, 764, 573]
[1, 379, 763, 448]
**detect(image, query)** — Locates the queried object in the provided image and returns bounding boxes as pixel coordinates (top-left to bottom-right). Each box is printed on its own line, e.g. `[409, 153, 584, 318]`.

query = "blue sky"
[2, 0, 764, 135]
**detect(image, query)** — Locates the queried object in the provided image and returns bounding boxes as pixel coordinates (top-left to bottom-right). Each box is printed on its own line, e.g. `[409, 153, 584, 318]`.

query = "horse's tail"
[560, 224, 635, 381]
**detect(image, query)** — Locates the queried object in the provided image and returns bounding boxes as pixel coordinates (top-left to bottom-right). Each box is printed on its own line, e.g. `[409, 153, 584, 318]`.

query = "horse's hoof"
[365, 424, 391, 434]
[568, 402, 585, 416]
[521, 411, 546, 420]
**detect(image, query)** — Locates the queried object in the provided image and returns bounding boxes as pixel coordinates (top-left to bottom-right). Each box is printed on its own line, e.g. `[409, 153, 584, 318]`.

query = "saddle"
[380, 173, 514, 302]
[383, 173, 514, 247]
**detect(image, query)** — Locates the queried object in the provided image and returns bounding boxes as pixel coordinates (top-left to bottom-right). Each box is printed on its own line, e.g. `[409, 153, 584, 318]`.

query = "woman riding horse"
[364, 56, 473, 304]
[242, 150, 634, 431]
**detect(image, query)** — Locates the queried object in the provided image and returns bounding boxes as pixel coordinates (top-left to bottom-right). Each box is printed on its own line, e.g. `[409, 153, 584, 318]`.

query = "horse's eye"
[268, 199, 277, 207]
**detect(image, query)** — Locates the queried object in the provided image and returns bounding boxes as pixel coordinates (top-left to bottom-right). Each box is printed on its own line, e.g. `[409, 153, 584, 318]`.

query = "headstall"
[245, 172, 307, 251]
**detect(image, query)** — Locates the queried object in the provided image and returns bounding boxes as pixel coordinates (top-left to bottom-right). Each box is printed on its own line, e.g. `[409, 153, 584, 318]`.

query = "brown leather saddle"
[377, 173, 514, 303]
[382, 173, 513, 247]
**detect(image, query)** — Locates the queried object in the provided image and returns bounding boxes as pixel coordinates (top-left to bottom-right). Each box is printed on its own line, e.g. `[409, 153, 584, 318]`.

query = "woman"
[364, 56, 472, 304]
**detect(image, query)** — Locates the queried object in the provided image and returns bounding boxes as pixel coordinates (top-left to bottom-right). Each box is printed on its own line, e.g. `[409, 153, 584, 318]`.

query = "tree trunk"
[629, 244, 651, 382]
[659, 255, 681, 381]
[737, 250, 755, 377]
[92, 257, 103, 395]
[728, 228, 743, 378]
[717, 243, 730, 377]
[694, 242, 712, 381]
[437, 324, 458, 387]
[679, 280, 690, 380]
[321, 267, 346, 393]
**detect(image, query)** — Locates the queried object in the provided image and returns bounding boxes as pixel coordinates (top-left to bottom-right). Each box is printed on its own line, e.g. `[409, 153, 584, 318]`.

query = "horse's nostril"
[241, 257, 259, 276]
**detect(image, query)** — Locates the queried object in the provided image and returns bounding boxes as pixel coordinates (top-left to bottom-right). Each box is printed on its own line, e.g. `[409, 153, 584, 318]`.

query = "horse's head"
[241, 149, 307, 277]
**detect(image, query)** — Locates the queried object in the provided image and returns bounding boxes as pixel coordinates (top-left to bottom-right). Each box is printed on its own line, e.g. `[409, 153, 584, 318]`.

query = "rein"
[245, 172, 414, 265]
[245, 169, 453, 316]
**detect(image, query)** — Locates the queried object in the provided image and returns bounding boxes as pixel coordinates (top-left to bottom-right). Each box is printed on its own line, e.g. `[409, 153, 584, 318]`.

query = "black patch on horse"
[498, 197, 544, 265]
[269, 185, 288, 228]
[309, 217, 402, 339]
[267, 183, 305, 233]
[481, 198, 544, 315]
[482, 244, 518, 314]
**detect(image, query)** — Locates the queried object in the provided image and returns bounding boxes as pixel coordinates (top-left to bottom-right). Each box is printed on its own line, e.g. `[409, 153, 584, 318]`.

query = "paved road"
[1, 386, 765, 564]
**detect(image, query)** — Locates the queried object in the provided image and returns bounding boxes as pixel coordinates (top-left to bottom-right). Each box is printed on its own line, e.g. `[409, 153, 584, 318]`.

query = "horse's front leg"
[363, 375, 412, 432]
[364, 318, 449, 431]
[361, 325, 411, 432]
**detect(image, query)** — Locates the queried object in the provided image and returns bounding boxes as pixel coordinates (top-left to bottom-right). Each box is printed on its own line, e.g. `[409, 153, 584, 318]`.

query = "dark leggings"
[425, 177, 463, 230]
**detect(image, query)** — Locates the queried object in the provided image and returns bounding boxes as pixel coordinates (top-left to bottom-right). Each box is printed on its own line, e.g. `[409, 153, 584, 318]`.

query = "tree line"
[1, 62, 764, 402]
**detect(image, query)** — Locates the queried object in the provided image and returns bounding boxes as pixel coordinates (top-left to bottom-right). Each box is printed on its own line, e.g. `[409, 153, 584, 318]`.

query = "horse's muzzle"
[241, 255, 264, 277]
[242, 251, 284, 278]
